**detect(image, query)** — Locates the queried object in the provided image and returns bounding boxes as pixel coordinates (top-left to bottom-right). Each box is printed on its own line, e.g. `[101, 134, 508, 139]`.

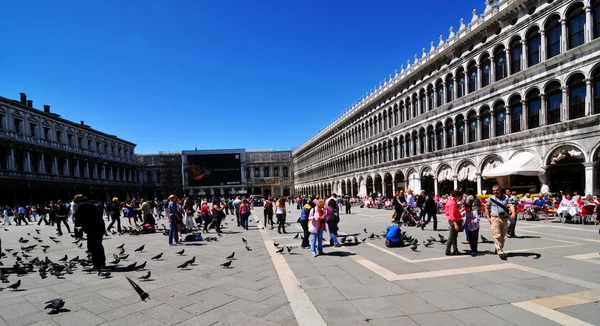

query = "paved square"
[1, 206, 600, 325]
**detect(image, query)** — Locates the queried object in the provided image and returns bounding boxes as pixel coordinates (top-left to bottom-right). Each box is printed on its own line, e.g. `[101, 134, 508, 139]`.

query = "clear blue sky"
[1, 0, 482, 153]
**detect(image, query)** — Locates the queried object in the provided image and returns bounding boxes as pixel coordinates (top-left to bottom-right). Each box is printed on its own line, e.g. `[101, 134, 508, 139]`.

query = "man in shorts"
[485, 185, 516, 260]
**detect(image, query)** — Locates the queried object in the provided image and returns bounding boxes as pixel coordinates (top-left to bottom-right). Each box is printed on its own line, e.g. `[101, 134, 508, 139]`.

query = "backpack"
[6, 209, 13, 217]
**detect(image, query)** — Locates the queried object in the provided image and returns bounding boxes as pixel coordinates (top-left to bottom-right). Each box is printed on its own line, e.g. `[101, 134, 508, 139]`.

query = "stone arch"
[545, 144, 586, 194]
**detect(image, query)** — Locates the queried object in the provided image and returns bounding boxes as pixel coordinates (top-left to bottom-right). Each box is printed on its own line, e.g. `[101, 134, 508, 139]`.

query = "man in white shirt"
[233, 196, 242, 227]
[2, 207, 11, 225]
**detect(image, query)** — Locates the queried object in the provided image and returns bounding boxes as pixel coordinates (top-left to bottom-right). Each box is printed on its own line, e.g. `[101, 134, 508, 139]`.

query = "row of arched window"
[296, 68, 600, 183]
[299, 1, 599, 172]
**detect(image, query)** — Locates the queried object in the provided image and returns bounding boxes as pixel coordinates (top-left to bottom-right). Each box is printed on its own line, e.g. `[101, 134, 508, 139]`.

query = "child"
[462, 203, 480, 256]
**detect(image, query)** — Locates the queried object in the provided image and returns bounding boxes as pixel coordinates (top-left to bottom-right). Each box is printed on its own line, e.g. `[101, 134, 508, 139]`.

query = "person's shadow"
[506, 252, 541, 259]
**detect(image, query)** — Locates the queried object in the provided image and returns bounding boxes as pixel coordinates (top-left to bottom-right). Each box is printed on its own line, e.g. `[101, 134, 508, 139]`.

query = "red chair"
[579, 205, 595, 224]
[516, 204, 526, 220]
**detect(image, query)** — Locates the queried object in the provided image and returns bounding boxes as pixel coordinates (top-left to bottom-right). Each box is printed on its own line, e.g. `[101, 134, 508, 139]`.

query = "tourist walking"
[73, 194, 106, 271]
[55, 200, 71, 235]
[199, 200, 211, 233]
[299, 200, 314, 248]
[211, 199, 225, 234]
[276, 198, 287, 234]
[326, 198, 341, 247]
[106, 197, 122, 233]
[233, 196, 242, 227]
[240, 198, 251, 230]
[308, 199, 327, 257]
[507, 190, 519, 237]
[168, 195, 182, 246]
[462, 203, 480, 256]
[421, 192, 438, 231]
[445, 190, 463, 256]
[344, 196, 351, 214]
[2, 206, 12, 226]
[485, 185, 515, 260]
[182, 197, 194, 230]
[264, 197, 274, 229]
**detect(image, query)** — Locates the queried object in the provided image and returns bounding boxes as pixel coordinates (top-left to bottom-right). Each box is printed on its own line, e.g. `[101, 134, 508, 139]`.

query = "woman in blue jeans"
[308, 199, 328, 257]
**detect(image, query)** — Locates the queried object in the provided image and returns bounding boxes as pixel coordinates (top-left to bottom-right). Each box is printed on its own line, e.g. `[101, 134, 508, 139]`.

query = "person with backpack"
[326, 198, 341, 247]
[275, 198, 287, 234]
[421, 192, 438, 231]
[299, 200, 314, 248]
[264, 197, 274, 229]
[240, 198, 251, 230]
[199, 200, 212, 233]
[55, 200, 71, 235]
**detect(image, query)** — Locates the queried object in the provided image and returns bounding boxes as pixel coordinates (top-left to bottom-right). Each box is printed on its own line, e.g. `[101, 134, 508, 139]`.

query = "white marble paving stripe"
[512, 301, 595, 326]
[565, 252, 600, 260]
[365, 242, 469, 263]
[256, 218, 327, 326]
[521, 224, 600, 233]
[518, 228, 600, 243]
[515, 265, 600, 290]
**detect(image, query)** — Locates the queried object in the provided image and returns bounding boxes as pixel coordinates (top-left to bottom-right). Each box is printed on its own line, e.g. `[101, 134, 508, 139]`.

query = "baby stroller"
[401, 207, 421, 226]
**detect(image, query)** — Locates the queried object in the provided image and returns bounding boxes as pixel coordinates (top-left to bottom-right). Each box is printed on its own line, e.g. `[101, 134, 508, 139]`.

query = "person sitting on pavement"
[385, 221, 405, 248]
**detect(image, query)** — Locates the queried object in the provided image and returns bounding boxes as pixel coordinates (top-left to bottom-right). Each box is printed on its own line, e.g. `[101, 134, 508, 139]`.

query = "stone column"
[522, 100, 528, 130]
[561, 19, 567, 53]
[453, 77, 459, 100]
[25, 152, 31, 172]
[476, 173, 482, 194]
[433, 178, 439, 196]
[9, 148, 15, 170]
[441, 82, 446, 106]
[463, 120, 468, 144]
[102, 165, 106, 179]
[505, 106, 511, 134]
[40, 154, 46, 174]
[65, 159, 70, 176]
[476, 115, 482, 141]
[464, 71, 469, 93]
[93, 163, 98, 179]
[53, 157, 58, 175]
[505, 49, 511, 76]
[584, 162, 594, 196]
[562, 86, 568, 121]
[586, 78, 592, 116]
[453, 176, 458, 190]
[489, 55, 495, 83]
[453, 122, 458, 146]
[540, 30, 547, 61]
[490, 110, 495, 137]
[586, 5, 593, 43]
[521, 40, 528, 68]
[476, 64, 482, 90]
[540, 94, 547, 126]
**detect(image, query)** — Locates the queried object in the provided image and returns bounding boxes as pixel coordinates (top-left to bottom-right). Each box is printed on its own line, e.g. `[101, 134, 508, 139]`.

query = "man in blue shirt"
[385, 222, 405, 248]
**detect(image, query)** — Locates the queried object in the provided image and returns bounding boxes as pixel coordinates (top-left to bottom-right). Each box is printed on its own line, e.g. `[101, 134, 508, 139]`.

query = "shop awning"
[482, 152, 543, 179]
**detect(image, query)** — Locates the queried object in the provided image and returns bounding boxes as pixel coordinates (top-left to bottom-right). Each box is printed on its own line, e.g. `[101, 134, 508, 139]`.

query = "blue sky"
[1, 0, 482, 153]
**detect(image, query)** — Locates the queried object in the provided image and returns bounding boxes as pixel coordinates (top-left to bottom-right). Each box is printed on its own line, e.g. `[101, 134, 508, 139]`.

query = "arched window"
[468, 62, 478, 92]
[382, 113, 387, 131]
[446, 76, 454, 102]
[468, 112, 477, 143]
[567, 4, 586, 49]
[428, 87, 434, 111]
[510, 95, 523, 133]
[413, 95, 419, 117]
[406, 101, 412, 120]
[457, 69, 466, 98]
[494, 102, 506, 136]
[510, 38, 522, 73]
[436, 124, 443, 150]
[594, 67, 600, 114]
[419, 130, 426, 154]
[399, 137, 405, 158]
[436, 83, 443, 107]
[546, 81, 562, 125]
[527, 89, 541, 129]
[399, 102, 405, 123]
[481, 55, 491, 87]
[445, 121, 454, 148]
[546, 15, 561, 59]
[412, 133, 418, 156]
[378, 114, 383, 132]
[456, 115, 465, 146]
[494, 48, 507, 81]
[568, 74, 586, 119]
[481, 107, 491, 140]
[427, 127, 435, 152]
[420, 91, 426, 114]
[527, 27, 541, 66]
[594, 0, 600, 39]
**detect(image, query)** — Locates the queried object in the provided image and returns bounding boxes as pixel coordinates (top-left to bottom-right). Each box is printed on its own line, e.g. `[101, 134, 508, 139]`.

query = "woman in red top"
[445, 190, 463, 256]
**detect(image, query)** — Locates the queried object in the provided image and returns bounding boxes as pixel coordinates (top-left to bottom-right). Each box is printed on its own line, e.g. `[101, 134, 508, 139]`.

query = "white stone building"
[293, 0, 600, 198]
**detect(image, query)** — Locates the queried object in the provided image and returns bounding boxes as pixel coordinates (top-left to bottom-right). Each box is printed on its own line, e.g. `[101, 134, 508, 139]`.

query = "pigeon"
[44, 298, 65, 313]
[126, 276, 150, 301]
[226, 252, 235, 260]
[138, 271, 151, 281]
[186, 257, 195, 265]
[273, 243, 279, 247]
[98, 271, 112, 278]
[70, 256, 79, 262]
[242, 238, 247, 243]
[438, 234, 446, 241]
[176, 249, 185, 255]
[78, 243, 83, 249]
[439, 238, 447, 244]
[22, 253, 32, 259]
[18, 237, 29, 243]
[245, 245, 252, 251]
[35, 229, 41, 234]
[136, 261, 147, 270]
[52, 239, 61, 244]
[109, 257, 121, 265]
[120, 254, 129, 260]
[340, 236, 347, 244]
[481, 235, 490, 242]
[177, 261, 190, 269]
[4, 248, 13, 252]
[364, 228, 368, 233]
[293, 233, 299, 239]
[7, 279, 21, 291]
[424, 241, 434, 248]
[116, 244, 125, 249]
[125, 262, 138, 270]
[118, 248, 125, 256]
[410, 245, 418, 251]
[369, 233, 375, 239]
[58, 255, 68, 262]
[286, 246, 293, 253]
[151, 253, 163, 260]
[361, 238, 367, 243]
[275, 247, 284, 254]
[0, 273, 8, 283]
[134, 245, 145, 252]
[354, 236, 360, 243]
[220, 260, 232, 268]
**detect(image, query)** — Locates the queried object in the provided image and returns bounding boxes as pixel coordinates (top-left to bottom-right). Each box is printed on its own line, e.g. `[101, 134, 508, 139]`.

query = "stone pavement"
[0, 207, 599, 325]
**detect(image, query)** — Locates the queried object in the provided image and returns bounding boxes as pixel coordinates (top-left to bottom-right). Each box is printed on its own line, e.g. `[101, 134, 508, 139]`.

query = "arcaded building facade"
[293, 0, 600, 198]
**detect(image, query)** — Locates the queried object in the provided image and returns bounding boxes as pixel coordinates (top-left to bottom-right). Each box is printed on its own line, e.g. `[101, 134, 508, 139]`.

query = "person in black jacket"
[421, 192, 439, 231]
[106, 197, 122, 233]
[55, 200, 71, 235]
[73, 194, 106, 271]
